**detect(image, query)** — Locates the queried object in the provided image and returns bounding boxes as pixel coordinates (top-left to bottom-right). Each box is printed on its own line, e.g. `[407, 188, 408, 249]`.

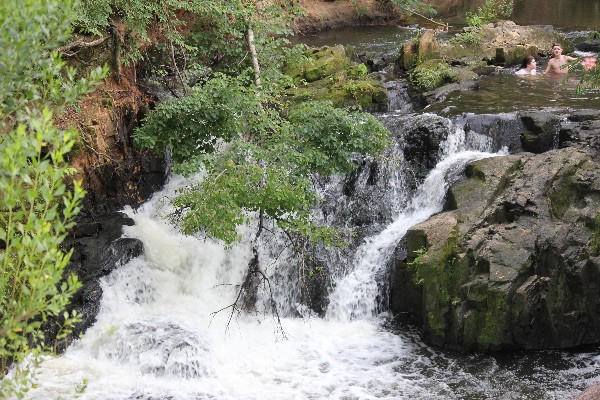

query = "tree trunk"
[246, 26, 261, 86]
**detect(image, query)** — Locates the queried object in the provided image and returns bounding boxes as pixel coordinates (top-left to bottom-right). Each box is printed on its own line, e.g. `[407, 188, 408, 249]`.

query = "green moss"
[477, 290, 509, 349]
[465, 164, 486, 182]
[548, 176, 574, 219]
[410, 226, 464, 341]
[463, 310, 479, 349]
[285, 46, 386, 110]
[589, 214, 600, 256]
[409, 59, 457, 92]
[399, 39, 419, 70]
[285, 45, 351, 83]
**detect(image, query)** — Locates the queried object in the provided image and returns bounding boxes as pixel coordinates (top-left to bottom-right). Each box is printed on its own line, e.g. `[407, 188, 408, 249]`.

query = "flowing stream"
[23, 115, 600, 400]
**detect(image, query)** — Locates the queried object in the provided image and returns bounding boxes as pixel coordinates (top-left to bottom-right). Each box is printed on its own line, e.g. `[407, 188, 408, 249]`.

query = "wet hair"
[520, 56, 535, 69]
[552, 42, 563, 49]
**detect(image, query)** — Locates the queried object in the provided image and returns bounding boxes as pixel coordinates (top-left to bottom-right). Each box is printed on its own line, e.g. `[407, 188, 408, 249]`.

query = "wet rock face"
[81, 151, 165, 217]
[390, 146, 600, 352]
[455, 110, 600, 156]
[45, 213, 144, 350]
[400, 114, 452, 181]
[300, 112, 454, 315]
[456, 113, 525, 154]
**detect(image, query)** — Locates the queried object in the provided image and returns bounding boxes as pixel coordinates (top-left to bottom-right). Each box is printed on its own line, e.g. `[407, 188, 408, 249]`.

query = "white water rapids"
[22, 121, 600, 400]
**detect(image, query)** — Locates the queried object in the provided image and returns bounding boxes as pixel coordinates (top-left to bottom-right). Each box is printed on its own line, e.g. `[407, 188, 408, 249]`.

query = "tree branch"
[57, 36, 109, 56]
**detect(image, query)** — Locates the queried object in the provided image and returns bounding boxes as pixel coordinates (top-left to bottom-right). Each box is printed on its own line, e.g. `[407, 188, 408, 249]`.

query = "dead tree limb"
[57, 36, 108, 56]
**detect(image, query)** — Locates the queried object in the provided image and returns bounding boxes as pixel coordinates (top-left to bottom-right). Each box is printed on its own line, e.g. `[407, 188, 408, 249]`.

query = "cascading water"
[21, 116, 600, 400]
[326, 123, 497, 321]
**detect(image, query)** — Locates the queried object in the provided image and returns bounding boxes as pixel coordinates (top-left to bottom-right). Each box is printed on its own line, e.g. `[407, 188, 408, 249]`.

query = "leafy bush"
[466, 0, 513, 27]
[387, 0, 437, 18]
[451, 30, 482, 46]
[0, 0, 105, 397]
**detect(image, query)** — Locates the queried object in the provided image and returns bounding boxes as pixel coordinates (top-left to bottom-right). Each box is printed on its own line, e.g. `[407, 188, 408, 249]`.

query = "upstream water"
[23, 115, 600, 400]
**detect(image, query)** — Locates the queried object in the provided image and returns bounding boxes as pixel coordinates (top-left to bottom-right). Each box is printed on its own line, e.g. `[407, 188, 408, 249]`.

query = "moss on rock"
[285, 45, 351, 83]
[285, 45, 387, 110]
[409, 59, 457, 92]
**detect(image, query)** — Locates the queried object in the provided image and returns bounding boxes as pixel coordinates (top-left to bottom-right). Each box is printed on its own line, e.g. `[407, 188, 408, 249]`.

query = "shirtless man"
[544, 43, 577, 74]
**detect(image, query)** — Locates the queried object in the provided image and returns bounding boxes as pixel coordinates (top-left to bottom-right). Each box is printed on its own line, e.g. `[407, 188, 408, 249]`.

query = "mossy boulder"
[286, 45, 387, 111]
[399, 39, 418, 70]
[409, 59, 458, 92]
[285, 45, 351, 83]
[391, 142, 600, 352]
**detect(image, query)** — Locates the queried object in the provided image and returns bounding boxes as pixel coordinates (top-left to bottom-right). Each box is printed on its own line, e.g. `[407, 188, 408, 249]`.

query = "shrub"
[466, 0, 514, 27]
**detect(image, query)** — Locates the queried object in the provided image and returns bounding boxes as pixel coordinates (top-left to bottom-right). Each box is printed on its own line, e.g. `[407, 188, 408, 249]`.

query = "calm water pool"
[426, 69, 600, 116]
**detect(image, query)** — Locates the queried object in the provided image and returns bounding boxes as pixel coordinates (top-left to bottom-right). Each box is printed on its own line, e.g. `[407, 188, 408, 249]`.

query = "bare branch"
[57, 36, 109, 55]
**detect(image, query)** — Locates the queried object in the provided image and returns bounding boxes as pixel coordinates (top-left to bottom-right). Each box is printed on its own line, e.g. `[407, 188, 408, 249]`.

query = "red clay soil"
[295, 0, 403, 33]
[54, 67, 151, 183]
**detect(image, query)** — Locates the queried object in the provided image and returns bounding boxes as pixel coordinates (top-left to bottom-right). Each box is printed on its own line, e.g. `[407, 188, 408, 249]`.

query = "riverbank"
[295, 0, 402, 33]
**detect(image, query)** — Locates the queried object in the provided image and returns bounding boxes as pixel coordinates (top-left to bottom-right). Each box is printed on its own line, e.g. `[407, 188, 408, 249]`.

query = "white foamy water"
[20, 122, 600, 400]
[326, 125, 499, 321]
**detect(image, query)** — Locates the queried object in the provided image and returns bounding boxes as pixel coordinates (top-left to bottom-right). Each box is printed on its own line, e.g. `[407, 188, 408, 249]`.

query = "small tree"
[0, 0, 105, 397]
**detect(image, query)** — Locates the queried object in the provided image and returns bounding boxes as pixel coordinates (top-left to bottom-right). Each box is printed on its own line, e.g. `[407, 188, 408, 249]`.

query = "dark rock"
[383, 80, 414, 113]
[456, 113, 525, 154]
[82, 152, 166, 216]
[44, 212, 144, 351]
[390, 147, 600, 352]
[402, 114, 452, 182]
[575, 40, 600, 53]
[519, 112, 561, 153]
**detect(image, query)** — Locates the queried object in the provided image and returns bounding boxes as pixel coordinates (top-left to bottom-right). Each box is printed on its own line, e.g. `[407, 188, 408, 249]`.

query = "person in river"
[544, 43, 577, 74]
[516, 56, 537, 75]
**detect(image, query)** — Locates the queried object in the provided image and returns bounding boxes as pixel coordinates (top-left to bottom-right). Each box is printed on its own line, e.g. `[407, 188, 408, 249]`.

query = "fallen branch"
[57, 36, 109, 55]
[403, 7, 452, 30]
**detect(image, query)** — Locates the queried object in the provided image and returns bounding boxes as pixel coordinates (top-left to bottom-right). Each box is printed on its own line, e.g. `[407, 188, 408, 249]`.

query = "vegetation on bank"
[129, 2, 391, 245]
[0, 0, 106, 397]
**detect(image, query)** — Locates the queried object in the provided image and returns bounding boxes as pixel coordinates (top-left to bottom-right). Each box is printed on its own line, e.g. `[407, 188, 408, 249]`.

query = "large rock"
[44, 212, 144, 350]
[286, 45, 388, 111]
[441, 21, 561, 66]
[391, 145, 600, 351]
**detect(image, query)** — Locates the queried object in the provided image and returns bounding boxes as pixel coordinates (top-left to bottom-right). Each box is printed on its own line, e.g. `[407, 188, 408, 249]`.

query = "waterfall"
[21, 116, 596, 400]
[325, 123, 500, 321]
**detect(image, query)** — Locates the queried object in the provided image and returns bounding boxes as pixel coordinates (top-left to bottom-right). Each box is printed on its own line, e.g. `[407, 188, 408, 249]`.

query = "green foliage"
[451, 29, 482, 46]
[130, 1, 391, 246]
[135, 72, 390, 244]
[0, 114, 84, 398]
[409, 60, 457, 91]
[0, 0, 105, 397]
[465, 0, 513, 27]
[387, 0, 437, 18]
[572, 58, 600, 93]
[0, 0, 104, 119]
[76, 0, 303, 75]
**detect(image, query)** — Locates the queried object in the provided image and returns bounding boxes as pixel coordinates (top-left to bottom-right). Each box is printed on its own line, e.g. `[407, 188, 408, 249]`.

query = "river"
[18, 11, 600, 400]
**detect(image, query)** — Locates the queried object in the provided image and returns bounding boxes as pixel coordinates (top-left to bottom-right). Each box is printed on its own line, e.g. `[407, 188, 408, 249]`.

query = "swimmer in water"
[544, 43, 577, 74]
[516, 56, 537, 75]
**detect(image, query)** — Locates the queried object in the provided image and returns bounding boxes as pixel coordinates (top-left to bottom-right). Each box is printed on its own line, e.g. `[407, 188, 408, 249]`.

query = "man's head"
[552, 43, 563, 56]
